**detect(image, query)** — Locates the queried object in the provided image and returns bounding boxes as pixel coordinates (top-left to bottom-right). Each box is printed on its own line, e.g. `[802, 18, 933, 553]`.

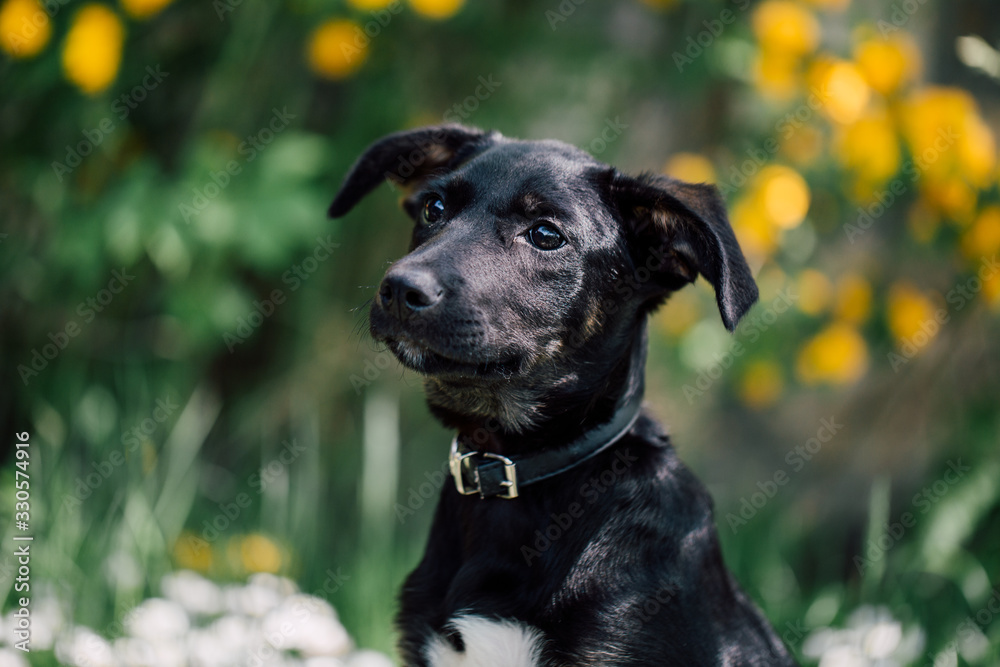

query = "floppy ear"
[609, 171, 758, 331]
[328, 124, 495, 218]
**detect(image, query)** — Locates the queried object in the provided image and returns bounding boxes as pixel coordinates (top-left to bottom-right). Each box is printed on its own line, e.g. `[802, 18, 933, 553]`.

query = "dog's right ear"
[328, 124, 494, 218]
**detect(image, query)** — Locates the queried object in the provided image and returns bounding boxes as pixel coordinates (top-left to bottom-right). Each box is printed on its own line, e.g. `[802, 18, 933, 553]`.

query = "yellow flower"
[62, 5, 125, 95]
[834, 273, 872, 324]
[173, 531, 213, 572]
[797, 269, 832, 315]
[983, 270, 1000, 309]
[0, 0, 50, 58]
[731, 165, 809, 262]
[238, 533, 283, 574]
[902, 88, 997, 190]
[653, 288, 701, 337]
[835, 107, 901, 191]
[663, 153, 716, 184]
[119, 0, 172, 20]
[887, 282, 938, 344]
[758, 165, 810, 229]
[907, 200, 941, 243]
[408, 0, 464, 20]
[781, 125, 824, 166]
[921, 177, 977, 224]
[853, 33, 921, 96]
[800, 0, 850, 10]
[753, 49, 801, 101]
[809, 59, 871, 125]
[740, 360, 784, 409]
[752, 1, 819, 57]
[796, 322, 868, 385]
[961, 206, 1000, 261]
[731, 197, 778, 263]
[307, 19, 367, 80]
[348, 0, 396, 9]
[638, 0, 680, 9]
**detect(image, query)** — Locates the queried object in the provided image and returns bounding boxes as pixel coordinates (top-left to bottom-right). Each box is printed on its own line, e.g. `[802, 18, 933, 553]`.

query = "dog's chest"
[424, 615, 547, 667]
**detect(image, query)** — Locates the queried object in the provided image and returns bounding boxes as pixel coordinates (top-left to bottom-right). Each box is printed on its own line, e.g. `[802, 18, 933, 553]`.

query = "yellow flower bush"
[348, 0, 396, 9]
[409, 0, 464, 20]
[781, 125, 824, 166]
[809, 59, 871, 125]
[797, 269, 832, 315]
[751, 1, 820, 100]
[834, 274, 872, 324]
[853, 33, 921, 97]
[731, 165, 810, 263]
[638, 0, 681, 9]
[740, 359, 784, 409]
[920, 177, 978, 224]
[902, 88, 997, 196]
[759, 165, 810, 228]
[119, 0, 172, 20]
[653, 288, 702, 338]
[962, 206, 1000, 261]
[731, 198, 777, 263]
[835, 107, 901, 195]
[307, 19, 368, 80]
[0, 0, 50, 58]
[752, 1, 819, 57]
[62, 4, 125, 95]
[796, 323, 868, 385]
[753, 50, 802, 101]
[886, 282, 938, 344]
[663, 152, 716, 184]
[801, 0, 850, 10]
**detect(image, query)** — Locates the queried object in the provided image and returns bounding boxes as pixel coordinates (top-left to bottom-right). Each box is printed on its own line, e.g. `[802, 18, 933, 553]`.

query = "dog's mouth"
[383, 334, 521, 379]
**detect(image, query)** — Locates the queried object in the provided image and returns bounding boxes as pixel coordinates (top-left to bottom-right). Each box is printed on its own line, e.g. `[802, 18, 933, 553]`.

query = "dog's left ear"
[608, 171, 758, 332]
[328, 124, 495, 218]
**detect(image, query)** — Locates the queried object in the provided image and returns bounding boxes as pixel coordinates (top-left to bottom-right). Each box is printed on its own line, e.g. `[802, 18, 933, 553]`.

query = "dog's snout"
[378, 268, 443, 320]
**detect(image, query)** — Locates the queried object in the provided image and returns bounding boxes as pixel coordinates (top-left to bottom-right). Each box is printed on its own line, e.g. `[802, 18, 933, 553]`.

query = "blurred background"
[2, 0, 999, 664]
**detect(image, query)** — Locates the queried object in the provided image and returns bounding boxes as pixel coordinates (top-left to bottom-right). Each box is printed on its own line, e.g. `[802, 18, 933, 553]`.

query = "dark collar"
[448, 335, 646, 500]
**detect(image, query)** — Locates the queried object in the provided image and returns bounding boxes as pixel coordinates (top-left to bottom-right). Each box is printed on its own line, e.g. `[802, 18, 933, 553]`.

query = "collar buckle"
[449, 438, 519, 499]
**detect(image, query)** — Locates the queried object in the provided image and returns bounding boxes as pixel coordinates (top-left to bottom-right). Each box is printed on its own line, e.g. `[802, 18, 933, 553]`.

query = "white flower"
[262, 595, 351, 657]
[26, 593, 65, 650]
[188, 614, 256, 665]
[803, 605, 925, 667]
[161, 570, 224, 617]
[113, 636, 156, 665]
[0, 647, 29, 667]
[818, 645, 867, 667]
[247, 572, 298, 597]
[56, 627, 118, 667]
[125, 598, 190, 642]
[343, 650, 395, 667]
[862, 620, 902, 658]
[224, 582, 283, 617]
[304, 657, 345, 667]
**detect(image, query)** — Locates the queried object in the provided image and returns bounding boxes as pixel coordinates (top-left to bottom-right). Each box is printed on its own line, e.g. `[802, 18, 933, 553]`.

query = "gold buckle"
[449, 438, 519, 499]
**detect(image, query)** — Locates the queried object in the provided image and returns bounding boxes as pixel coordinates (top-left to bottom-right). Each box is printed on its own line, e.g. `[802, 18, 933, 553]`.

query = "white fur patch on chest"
[425, 615, 546, 667]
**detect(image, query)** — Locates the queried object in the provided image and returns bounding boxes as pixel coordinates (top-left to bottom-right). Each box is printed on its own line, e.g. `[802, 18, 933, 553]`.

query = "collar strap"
[448, 340, 647, 499]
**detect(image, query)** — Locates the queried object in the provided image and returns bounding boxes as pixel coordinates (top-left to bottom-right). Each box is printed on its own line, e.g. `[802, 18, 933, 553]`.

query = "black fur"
[330, 125, 795, 666]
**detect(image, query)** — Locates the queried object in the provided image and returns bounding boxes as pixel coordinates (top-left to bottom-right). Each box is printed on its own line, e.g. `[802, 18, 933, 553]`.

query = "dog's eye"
[422, 196, 445, 225]
[527, 223, 566, 250]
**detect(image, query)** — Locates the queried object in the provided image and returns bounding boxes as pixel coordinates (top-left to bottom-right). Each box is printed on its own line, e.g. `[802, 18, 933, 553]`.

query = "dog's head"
[330, 125, 758, 432]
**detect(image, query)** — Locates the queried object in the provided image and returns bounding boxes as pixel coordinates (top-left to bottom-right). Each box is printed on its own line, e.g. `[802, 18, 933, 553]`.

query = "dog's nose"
[378, 268, 443, 320]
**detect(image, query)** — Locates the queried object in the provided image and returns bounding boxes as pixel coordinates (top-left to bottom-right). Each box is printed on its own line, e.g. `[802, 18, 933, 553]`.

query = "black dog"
[330, 125, 796, 666]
